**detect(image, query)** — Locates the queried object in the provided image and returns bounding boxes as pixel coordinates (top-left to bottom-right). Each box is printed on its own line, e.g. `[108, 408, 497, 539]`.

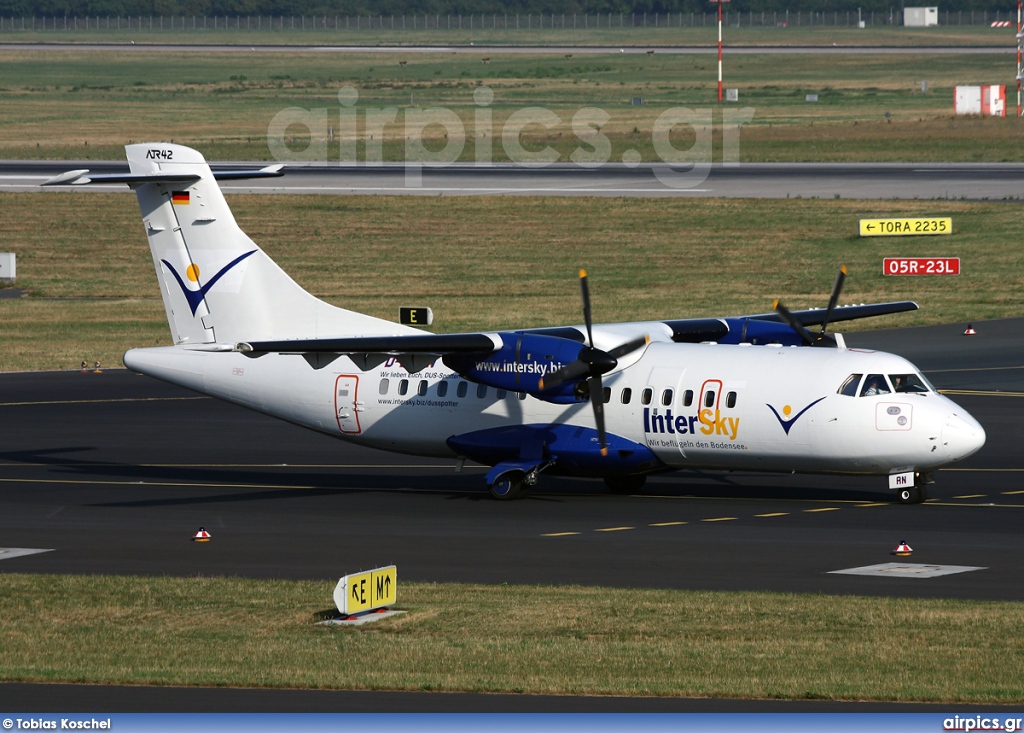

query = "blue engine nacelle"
[446, 332, 586, 403]
[719, 318, 806, 346]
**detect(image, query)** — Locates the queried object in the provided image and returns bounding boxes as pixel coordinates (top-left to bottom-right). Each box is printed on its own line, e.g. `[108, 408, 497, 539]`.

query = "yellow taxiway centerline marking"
[928, 365, 1024, 374]
[1003, 490, 1024, 495]
[942, 468, 1024, 472]
[924, 502, 1024, 508]
[0, 397, 211, 407]
[755, 512, 788, 517]
[804, 507, 841, 513]
[0, 476, 322, 490]
[649, 521, 688, 527]
[595, 526, 635, 532]
[701, 517, 737, 522]
[541, 532, 581, 537]
[857, 503, 889, 507]
[953, 494, 987, 499]
[939, 389, 1024, 397]
[0, 462, 478, 470]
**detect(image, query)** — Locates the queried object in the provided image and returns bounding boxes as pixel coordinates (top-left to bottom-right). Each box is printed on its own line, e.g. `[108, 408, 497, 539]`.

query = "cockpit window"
[838, 374, 862, 397]
[860, 374, 891, 397]
[889, 373, 931, 393]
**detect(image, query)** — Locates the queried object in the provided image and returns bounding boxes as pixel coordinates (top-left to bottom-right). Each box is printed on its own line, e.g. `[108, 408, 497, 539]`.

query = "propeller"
[774, 265, 847, 348]
[539, 270, 649, 456]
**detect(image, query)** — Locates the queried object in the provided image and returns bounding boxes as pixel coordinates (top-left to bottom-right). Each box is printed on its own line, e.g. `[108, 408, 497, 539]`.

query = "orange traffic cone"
[192, 527, 212, 542]
[964, 324, 977, 335]
[891, 541, 913, 557]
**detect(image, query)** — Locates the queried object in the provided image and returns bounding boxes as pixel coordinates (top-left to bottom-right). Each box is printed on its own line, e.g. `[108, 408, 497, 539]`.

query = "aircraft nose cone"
[942, 411, 986, 462]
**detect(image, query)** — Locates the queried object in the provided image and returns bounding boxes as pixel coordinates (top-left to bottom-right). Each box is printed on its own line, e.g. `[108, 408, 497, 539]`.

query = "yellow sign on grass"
[335, 565, 397, 615]
[859, 218, 951, 237]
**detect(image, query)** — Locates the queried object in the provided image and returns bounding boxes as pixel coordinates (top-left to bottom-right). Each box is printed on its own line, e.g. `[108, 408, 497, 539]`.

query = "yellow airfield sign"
[335, 565, 397, 615]
[859, 217, 951, 237]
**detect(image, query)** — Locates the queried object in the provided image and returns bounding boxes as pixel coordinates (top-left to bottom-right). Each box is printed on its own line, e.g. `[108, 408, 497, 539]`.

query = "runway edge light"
[192, 527, 212, 542]
[891, 541, 913, 557]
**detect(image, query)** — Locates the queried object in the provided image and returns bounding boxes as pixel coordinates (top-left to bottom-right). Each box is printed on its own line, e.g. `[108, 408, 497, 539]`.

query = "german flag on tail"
[171, 191, 190, 205]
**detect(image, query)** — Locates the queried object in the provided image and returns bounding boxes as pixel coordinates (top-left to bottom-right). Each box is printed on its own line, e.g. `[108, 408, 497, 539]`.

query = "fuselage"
[124, 339, 986, 480]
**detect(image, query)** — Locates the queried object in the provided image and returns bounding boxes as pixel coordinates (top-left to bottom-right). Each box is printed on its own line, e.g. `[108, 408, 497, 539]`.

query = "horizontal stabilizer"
[41, 165, 284, 187]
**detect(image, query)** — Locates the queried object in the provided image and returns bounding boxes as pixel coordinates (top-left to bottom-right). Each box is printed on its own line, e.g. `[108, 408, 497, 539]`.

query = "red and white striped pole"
[711, 0, 730, 101]
[717, 0, 723, 102]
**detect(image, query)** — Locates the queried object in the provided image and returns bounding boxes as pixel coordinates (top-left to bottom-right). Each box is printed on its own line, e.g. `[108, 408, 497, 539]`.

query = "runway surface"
[6, 160, 1024, 199]
[0, 42, 1013, 55]
[1, 318, 1021, 711]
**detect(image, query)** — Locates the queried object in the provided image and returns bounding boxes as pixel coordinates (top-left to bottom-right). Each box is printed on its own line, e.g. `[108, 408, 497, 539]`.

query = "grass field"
[1, 191, 1020, 372]
[1, 41, 1022, 162]
[0, 22, 1017, 47]
[2, 573, 1023, 702]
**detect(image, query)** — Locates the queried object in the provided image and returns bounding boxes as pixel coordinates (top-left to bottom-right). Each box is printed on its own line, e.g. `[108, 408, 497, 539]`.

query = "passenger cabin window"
[621, 387, 632, 405]
[457, 381, 468, 398]
[378, 378, 390, 396]
[838, 374, 862, 397]
[477, 384, 488, 399]
[398, 379, 409, 396]
[418, 380, 428, 396]
[661, 389, 673, 406]
[726, 391, 737, 408]
[496, 389, 507, 399]
[518, 391, 527, 401]
[682, 390, 694, 407]
[602, 387, 611, 404]
[437, 381, 448, 398]
[889, 373, 930, 394]
[704, 390, 716, 408]
[641, 388, 653, 406]
[860, 374, 891, 397]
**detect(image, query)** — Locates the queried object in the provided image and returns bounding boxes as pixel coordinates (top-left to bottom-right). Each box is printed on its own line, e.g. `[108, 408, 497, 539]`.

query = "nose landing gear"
[897, 471, 933, 504]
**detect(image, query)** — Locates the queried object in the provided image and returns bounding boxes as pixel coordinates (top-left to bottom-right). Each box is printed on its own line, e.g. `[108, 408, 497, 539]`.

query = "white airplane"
[44, 143, 986, 503]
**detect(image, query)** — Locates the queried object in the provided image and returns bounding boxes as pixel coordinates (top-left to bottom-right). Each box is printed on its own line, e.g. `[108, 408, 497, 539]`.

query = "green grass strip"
[1, 573, 1022, 702]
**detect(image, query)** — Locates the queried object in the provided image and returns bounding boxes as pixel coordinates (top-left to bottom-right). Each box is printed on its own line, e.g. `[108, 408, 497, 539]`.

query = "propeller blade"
[774, 299, 816, 346]
[589, 374, 608, 457]
[607, 334, 650, 360]
[579, 269, 595, 348]
[819, 265, 847, 336]
[538, 359, 591, 391]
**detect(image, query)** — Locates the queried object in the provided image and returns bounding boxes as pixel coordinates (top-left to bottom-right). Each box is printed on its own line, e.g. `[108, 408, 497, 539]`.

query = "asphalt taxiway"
[1, 318, 1021, 711]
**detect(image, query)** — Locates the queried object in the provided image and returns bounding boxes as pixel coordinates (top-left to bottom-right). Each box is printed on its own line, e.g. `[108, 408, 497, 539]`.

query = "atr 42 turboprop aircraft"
[44, 144, 986, 503]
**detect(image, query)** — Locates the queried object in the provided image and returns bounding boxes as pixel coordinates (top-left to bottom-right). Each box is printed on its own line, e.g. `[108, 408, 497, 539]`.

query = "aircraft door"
[334, 374, 362, 434]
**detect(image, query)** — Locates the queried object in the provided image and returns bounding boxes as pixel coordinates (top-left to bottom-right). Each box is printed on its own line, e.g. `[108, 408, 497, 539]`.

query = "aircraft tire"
[604, 475, 647, 494]
[489, 471, 528, 501]
[898, 486, 923, 505]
